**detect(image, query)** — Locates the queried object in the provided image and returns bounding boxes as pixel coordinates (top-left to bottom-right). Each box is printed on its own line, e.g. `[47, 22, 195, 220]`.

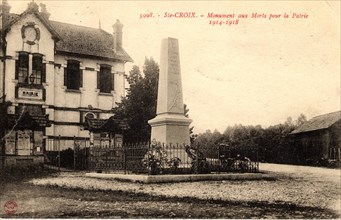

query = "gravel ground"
[29, 163, 341, 216]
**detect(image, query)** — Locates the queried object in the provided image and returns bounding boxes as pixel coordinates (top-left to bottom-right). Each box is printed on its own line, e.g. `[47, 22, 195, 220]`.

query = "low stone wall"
[0, 155, 44, 169]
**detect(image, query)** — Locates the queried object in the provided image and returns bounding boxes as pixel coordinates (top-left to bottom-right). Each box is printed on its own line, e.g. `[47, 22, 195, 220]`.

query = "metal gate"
[88, 143, 149, 173]
[45, 137, 90, 170]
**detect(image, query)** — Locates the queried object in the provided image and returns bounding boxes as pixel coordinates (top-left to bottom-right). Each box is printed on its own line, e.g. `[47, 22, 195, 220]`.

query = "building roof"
[2, 11, 61, 41]
[2, 6, 133, 62]
[49, 21, 133, 62]
[290, 111, 341, 134]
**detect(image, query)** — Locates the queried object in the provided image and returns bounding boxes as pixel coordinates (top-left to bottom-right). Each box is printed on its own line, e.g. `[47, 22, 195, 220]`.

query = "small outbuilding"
[290, 111, 341, 163]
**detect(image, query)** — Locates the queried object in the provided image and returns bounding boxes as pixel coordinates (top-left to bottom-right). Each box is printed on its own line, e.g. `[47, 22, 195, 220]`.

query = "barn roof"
[290, 111, 341, 134]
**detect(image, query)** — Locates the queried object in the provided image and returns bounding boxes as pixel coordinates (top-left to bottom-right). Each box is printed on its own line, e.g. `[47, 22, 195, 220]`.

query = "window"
[85, 112, 96, 120]
[64, 60, 82, 90]
[17, 52, 29, 84]
[97, 65, 113, 93]
[32, 54, 43, 84]
[16, 52, 45, 85]
[81, 112, 98, 124]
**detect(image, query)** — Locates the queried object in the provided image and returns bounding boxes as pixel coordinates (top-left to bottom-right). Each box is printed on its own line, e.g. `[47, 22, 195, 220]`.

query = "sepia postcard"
[0, 0, 340, 218]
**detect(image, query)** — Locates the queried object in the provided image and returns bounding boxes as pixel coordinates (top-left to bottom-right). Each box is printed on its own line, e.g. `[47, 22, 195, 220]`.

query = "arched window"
[85, 112, 96, 120]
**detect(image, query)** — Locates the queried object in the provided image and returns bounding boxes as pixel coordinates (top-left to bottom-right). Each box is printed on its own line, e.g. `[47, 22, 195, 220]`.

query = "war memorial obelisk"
[148, 38, 192, 145]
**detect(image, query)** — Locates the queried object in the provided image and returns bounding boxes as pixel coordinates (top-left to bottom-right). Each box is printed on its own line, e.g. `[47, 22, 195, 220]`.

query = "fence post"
[148, 143, 151, 175]
[123, 146, 127, 174]
[73, 136, 76, 170]
[85, 137, 88, 170]
[105, 146, 108, 173]
[58, 135, 61, 172]
[256, 148, 259, 172]
[218, 145, 221, 174]
[195, 143, 199, 174]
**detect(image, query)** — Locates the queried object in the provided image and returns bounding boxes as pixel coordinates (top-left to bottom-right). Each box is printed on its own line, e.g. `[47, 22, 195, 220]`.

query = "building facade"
[0, 1, 132, 167]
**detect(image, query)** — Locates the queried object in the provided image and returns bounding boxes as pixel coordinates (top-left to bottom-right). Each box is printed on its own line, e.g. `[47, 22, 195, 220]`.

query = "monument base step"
[85, 172, 276, 183]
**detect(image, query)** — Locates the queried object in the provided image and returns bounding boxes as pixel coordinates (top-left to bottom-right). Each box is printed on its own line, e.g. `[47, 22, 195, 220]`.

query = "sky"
[8, 0, 341, 134]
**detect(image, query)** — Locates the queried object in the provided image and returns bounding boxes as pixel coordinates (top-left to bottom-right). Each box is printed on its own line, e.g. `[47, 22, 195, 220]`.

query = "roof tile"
[50, 20, 133, 62]
[291, 111, 341, 134]
[3, 13, 132, 62]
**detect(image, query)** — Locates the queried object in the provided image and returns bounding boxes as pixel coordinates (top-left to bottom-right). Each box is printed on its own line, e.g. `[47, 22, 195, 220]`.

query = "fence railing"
[45, 137, 90, 170]
[88, 142, 259, 174]
[44, 138, 259, 174]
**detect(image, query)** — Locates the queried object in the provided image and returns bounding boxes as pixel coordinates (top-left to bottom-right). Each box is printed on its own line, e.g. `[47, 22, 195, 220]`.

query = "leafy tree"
[194, 129, 224, 147]
[113, 57, 159, 142]
[113, 58, 194, 143]
[194, 113, 308, 164]
[184, 104, 196, 143]
[295, 113, 307, 127]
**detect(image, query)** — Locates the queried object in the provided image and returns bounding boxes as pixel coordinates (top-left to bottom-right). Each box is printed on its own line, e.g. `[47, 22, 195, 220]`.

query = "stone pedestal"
[148, 38, 192, 146]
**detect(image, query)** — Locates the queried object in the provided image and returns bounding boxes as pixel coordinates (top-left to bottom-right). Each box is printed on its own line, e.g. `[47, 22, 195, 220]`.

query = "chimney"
[27, 1, 39, 12]
[0, 0, 11, 28]
[112, 19, 123, 50]
[39, 3, 50, 20]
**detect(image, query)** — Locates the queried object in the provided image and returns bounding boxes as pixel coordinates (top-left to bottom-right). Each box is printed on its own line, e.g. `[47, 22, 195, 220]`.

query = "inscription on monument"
[168, 41, 180, 74]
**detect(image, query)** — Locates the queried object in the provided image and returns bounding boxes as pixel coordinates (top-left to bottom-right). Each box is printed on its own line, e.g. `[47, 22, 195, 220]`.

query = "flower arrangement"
[142, 140, 182, 175]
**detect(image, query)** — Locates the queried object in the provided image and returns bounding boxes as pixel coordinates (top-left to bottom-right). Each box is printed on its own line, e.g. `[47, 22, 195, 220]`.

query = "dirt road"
[0, 164, 340, 218]
[260, 163, 341, 183]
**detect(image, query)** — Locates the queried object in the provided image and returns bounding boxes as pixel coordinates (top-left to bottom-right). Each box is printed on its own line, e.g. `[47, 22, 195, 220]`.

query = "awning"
[7, 112, 51, 130]
[84, 117, 129, 132]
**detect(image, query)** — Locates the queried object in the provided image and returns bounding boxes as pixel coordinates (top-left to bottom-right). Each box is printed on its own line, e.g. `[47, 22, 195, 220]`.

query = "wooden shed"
[290, 111, 341, 163]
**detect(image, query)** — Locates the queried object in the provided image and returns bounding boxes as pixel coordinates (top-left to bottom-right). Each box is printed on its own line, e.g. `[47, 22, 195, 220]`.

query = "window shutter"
[15, 59, 19, 79]
[97, 71, 100, 89]
[111, 72, 114, 91]
[42, 63, 46, 83]
[80, 69, 83, 88]
[64, 67, 67, 86]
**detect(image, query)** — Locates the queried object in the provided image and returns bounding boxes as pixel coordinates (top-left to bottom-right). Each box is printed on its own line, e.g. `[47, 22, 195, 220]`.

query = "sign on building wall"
[93, 133, 100, 147]
[34, 131, 43, 155]
[115, 134, 123, 147]
[92, 132, 123, 148]
[5, 131, 16, 155]
[17, 130, 32, 156]
[18, 87, 43, 100]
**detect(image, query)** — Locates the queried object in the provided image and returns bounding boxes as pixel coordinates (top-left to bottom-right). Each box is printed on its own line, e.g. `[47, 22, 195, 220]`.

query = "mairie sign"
[18, 87, 43, 100]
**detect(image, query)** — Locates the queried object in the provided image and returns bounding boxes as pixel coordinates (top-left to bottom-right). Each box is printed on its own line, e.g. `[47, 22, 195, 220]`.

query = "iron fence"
[44, 138, 259, 174]
[88, 142, 259, 174]
[45, 137, 90, 170]
[88, 143, 149, 173]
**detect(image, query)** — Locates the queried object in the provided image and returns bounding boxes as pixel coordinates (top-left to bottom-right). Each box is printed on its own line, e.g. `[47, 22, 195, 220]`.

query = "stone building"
[0, 1, 132, 167]
[290, 111, 341, 163]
